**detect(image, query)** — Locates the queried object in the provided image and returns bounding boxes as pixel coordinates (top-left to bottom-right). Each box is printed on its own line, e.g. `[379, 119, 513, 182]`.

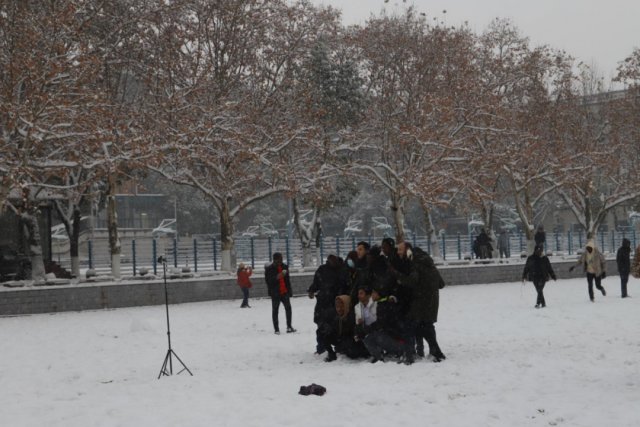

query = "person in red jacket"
[237, 263, 253, 308]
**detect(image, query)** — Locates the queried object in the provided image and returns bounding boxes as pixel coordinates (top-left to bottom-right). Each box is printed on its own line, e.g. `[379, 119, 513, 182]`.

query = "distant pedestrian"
[534, 225, 546, 250]
[265, 253, 296, 334]
[569, 240, 607, 302]
[237, 263, 253, 308]
[498, 229, 510, 259]
[522, 244, 557, 308]
[476, 228, 492, 259]
[616, 238, 631, 298]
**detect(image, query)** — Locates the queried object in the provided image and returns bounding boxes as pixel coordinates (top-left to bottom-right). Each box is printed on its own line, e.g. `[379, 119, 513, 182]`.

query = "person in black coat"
[265, 252, 295, 334]
[616, 238, 631, 298]
[362, 285, 404, 363]
[476, 228, 493, 259]
[308, 255, 346, 352]
[534, 225, 546, 249]
[394, 242, 445, 362]
[522, 244, 556, 308]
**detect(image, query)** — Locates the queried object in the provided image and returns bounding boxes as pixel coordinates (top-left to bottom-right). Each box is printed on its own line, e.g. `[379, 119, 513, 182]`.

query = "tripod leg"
[169, 349, 193, 376]
[158, 350, 172, 379]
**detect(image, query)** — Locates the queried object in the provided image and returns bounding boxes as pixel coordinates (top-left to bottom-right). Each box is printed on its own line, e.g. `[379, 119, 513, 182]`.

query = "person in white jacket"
[569, 240, 607, 302]
[354, 286, 377, 340]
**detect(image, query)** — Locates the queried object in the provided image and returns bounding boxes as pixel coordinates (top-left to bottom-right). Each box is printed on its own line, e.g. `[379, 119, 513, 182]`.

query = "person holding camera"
[265, 252, 296, 334]
[237, 263, 253, 308]
[569, 240, 607, 302]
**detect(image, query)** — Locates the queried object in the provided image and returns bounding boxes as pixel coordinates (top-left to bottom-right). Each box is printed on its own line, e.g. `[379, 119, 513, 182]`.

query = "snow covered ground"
[1, 278, 639, 427]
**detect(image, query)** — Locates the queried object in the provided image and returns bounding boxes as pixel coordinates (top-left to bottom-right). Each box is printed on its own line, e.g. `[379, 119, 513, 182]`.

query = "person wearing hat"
[236, 262, 253, 308]
[522, 244, 557, 308]
[570, 240, 607, 302]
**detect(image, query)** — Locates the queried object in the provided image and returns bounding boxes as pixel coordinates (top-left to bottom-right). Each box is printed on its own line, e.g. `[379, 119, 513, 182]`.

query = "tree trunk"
[219, 201, 235, 271]
[69, 207, 81, 278]
[107, 175, 121, 278]
[512, 184, 535, 256]
[391, 192, 406, 243]
[55, 200, 80, 278]
[421, 203, 441, 257]
[292, 198, 319, 268]
[481, 203, 499, 258]
[21, 209, 46, 282]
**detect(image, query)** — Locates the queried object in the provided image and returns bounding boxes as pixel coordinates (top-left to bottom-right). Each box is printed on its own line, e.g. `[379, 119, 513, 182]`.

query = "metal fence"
[49, 229, 639, 276]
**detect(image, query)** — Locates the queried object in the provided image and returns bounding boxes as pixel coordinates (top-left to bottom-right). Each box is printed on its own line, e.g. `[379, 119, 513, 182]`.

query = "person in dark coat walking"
[522, 244, 557, 308]
[265, 252, 296, 334]
[616, 238, 631, 298]
[395, 242, 446, 362]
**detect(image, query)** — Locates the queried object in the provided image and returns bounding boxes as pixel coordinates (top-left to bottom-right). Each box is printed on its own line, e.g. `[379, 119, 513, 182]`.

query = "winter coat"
[477, 232, 492, 247]
[236, 268, 253, 288]
[498, 232, 509, 249]
[572, 241, 606, 278]
[354, 298, 377, 327]
[522, 254, 556, 282]
[616, 239, 631, 275]
[265, 262, 292, 298]
[365, 254, 398, 298]
[396, 247, 443, 323]
[632, 246, 640, 279]
[369, 297, 402, 338]
[317, 296, 355, 340]
[346, 268, 368, 307]
[308, 263, 345, 309]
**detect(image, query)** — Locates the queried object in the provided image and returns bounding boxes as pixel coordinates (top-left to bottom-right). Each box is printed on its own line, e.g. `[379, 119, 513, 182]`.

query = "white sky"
[311, 0, 640, 85]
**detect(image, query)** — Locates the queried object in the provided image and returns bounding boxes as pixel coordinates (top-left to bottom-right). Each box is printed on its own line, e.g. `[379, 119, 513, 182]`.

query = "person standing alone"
[522, 244, 557, 308]
[616, 238, 631, 298]
[265, 253, 296, 334]
[237, 263, 253, 308]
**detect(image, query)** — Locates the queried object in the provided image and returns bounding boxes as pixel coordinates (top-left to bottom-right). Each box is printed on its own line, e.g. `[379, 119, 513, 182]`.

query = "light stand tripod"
[157, 256, 192, 379]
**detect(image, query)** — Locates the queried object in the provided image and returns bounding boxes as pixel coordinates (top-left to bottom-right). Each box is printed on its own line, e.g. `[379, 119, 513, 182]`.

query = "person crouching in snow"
[317, 295, 358, 362]
[569, 240, 607, 302]
[237, 263, 253, 308]
[522, 244, 556, 308]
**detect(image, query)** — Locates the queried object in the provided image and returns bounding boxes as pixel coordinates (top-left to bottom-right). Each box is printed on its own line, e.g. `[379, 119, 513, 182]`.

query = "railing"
[50, 230, 639, 275]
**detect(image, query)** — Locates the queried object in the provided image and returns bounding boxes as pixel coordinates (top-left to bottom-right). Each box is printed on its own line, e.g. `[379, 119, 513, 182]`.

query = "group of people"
[237, 228, 638, 365]
[306, 239, 446, 365]
[474, 225, 547, 260]
[522, 236, 640, 308]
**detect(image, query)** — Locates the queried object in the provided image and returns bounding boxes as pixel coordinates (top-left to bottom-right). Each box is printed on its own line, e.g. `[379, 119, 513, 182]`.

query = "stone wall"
[0, 259, 620, 316]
